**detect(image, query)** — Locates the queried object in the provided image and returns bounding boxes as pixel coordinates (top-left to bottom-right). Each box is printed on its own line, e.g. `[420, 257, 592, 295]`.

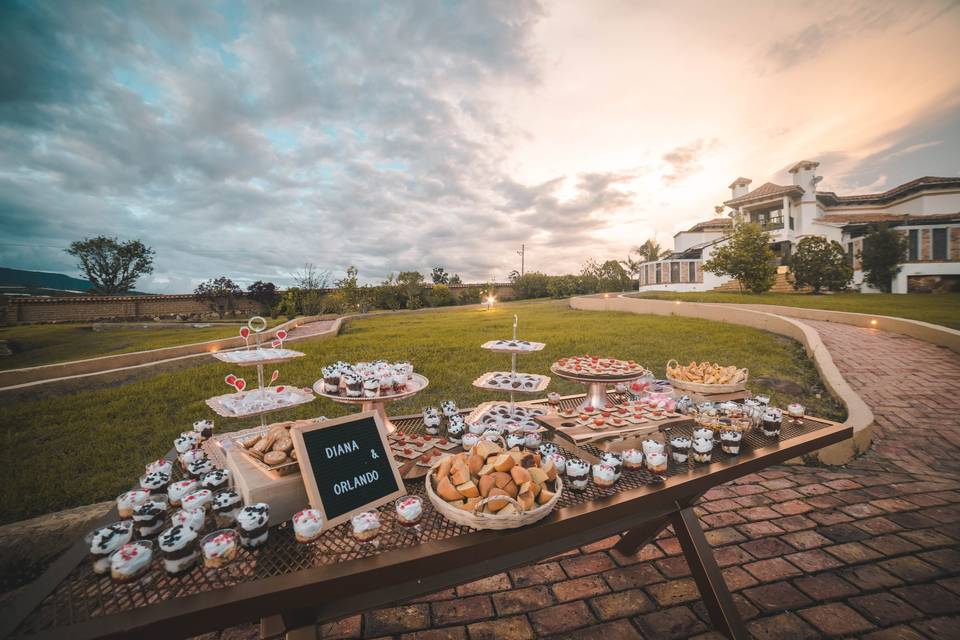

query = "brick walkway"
[210, 322, 960, 640]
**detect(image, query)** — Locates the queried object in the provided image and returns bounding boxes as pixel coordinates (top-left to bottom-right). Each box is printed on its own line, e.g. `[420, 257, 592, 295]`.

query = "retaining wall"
[570, 295, 874, 465]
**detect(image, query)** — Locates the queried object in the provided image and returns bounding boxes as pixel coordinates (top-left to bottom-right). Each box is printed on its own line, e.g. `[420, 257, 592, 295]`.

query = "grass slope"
[0, 320, 283, 371]
[634, 291, 960, 330]
[0, 300, 844, 525]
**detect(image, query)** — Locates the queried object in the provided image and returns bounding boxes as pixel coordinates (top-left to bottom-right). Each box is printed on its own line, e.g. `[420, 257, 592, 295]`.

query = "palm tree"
[632, 238, 668, 263]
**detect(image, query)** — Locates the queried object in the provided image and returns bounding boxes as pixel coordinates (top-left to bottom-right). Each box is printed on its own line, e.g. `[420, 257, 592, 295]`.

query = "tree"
[396, 271, 425, 309]
[860, 223, 908, 293]
[291, 262, 330, 291]
[65, 236, 155, 294]
[512, 272, 551, 299]
[790, 237, 852, 294]
[246, 281, 279, 312]
[430, 266, 450, 284]
[703, 223, 777, 294]
[632, 238, 668, 263]
[194, 277, 242, 319]
[508, 269, 520, 282]
[449, 273, 463, 285]
[427, 284, 455, 306]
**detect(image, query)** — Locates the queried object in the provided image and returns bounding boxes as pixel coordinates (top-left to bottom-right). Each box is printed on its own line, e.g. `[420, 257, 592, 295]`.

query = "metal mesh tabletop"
[13, 394, 838, 637]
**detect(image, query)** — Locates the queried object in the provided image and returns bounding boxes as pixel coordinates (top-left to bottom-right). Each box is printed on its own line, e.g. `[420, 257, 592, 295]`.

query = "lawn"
[633, 291, 960, 330]
[0, 299, 844, 526]
[0, 318, 284, 371]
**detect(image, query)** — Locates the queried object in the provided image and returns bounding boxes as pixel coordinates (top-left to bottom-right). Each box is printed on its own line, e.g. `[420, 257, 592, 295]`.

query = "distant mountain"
[0, 267, 153, 296]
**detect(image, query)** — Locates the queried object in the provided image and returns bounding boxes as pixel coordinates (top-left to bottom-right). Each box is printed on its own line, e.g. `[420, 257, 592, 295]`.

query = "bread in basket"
[665, 359, 748, 394]
[425, 439, 562, 530]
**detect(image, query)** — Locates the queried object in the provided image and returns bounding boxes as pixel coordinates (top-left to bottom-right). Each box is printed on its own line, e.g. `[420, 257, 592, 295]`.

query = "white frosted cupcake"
[292, 509, 324, 543]
[187, 457, 215, 479]
[168, 479, 199, 507]
[237, 503, 271, 548]
[592, 463, 617, 488]
[174, 434, 197, 455]
[139, 471, 170, 495]
[646, 451, 668, 473]
[158, 524, 198, 575]
[351, 511, 381, 541]
[110, 540, 153, 583]
[193, 419, 214, 440]
[201, 468, 232, 491]
[87, 521, 134, 574]
[539, 443, 559, 458]
[179, 448, 206, 470]
[468, 420, 487, 435]
[116, 489, 151, 519]
[422, 408, 441, 434]
[446, 419, 464, 444]
[440, 400, 458, 417]
[599, 452, 623, 480]
[566, 459, 590, 490]
[395, 496, 423, 526]
[787, 403, 805, 418]
[692, 437, 714, 463]
[622, 448, 644, 470]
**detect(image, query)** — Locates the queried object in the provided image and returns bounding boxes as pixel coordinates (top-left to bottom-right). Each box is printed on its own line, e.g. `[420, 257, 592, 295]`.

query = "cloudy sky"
[1, 0, 959, 292]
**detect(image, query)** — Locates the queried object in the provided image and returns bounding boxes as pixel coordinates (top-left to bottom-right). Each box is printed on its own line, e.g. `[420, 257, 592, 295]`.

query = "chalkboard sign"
[290, 411, 406, 529]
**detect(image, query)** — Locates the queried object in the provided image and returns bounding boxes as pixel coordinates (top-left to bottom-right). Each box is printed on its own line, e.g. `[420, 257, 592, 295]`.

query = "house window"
[789, 215, 794, 230]
[688, 261, 696, 282]
[655, 263, 661, 284]
[670, 262, 680, 283]
[908, 229, 919, 261]
[847, 242, 854, 266]
[933, 228, 948, 260]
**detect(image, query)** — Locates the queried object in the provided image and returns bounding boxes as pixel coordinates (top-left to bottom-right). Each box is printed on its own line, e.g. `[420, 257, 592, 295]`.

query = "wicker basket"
[665, 359, 748, 394]
[424, 454, 563, 530]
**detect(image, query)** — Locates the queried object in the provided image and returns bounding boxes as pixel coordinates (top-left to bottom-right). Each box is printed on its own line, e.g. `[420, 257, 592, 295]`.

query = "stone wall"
[1, 283, 516, 324]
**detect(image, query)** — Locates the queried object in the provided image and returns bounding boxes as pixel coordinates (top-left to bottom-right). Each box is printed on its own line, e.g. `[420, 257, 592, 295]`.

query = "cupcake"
[145, 458, 173, 476]
[187, 457, 215, 479]
[343, 373, 362, 397]
[599, 452, 623, 480]
[422, 408, 441, 434]
[110, 540, 153, 583]
[566, 458, 590, 491]
[351, 511, 381, 541]
[440, 400, 459, 418]
[524, 432, 542, 450]
[539, 442, 559, 458]
[174, 434, 197, 455]
[192, 419, 214, 440]
[116, 489, 151, 519]
[692, 437, 714, 463]
[201, 469, 232, 491]
[395, 496, 423, 526]
[171, 507, 206, 532]
[133, 495, 168, 537]
[592, 463, 617, 488]
[362, 376, 379, 398]
[202, 529, 239, 568]
[720, 430, 742, 455]
[761, 410, 782, 437]
[670, 437, 691, 463]
[322, 365, 341, 394]
[168, 479, 199, 507]
[212, 490, 243, 527]
[646, 451, 668, 473]
[446, 418, 464, 444]
[622, 448, 644, 470]
[88, 521, 134, 574]
[237, 503, 270, 548]
[139, 471, 170, 494]
[292, 509, 324, 543]
[544, 453, 566, 475]
[181, 488, 213, 512]
[158, 524, 199, 576]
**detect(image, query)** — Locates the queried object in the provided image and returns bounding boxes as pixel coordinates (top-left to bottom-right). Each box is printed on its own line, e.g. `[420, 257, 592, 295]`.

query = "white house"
[638, 161, 960, 294]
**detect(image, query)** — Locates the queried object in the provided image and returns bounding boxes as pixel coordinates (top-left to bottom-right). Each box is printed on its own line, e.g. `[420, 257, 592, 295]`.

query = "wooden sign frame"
[290, 410, 406, 530]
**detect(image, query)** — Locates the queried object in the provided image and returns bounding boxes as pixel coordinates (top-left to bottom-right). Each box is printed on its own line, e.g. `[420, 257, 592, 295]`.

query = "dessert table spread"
[2, 393, 850, 640]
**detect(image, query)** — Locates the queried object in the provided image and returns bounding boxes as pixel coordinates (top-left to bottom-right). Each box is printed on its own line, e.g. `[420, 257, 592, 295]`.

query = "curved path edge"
[570, 294, 874, 465]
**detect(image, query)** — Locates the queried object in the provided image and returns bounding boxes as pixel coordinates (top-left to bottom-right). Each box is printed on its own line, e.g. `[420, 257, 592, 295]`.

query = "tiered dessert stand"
[206, 316, 314, 428]
[312, 374, 429, 433]
[550, 361, 649, 412]
[473, 315, 549, 413]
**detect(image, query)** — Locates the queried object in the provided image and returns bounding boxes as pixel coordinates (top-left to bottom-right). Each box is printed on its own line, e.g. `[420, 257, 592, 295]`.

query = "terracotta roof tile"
[816, 176, 960, 206]
[724, 182, 804, 206]
[814, 212, 960, 225]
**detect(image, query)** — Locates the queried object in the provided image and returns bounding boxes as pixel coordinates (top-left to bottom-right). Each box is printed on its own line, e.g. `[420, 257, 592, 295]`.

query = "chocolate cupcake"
[236, 503, 270, 548]
[158, 524, 199, 576]
[187, 456, 215, 479]
[212, 490, 242, 527]
[200, 468, 232, 491]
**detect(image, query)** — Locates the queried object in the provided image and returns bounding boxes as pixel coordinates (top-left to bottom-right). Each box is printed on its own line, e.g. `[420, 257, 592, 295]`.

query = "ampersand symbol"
[370, 449, 379, 459]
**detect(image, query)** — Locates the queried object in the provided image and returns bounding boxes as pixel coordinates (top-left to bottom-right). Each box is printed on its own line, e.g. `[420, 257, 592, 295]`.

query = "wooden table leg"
[670, 507, 748, 640]
[613, 515, 670, 556]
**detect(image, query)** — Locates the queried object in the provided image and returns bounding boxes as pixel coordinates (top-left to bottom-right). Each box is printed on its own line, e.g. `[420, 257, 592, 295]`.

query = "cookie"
[263, 450, 288, 465]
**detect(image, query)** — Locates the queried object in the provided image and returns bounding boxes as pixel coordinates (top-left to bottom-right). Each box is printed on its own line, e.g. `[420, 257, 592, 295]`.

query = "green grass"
[0, 318, 285, 371]
[633, 291, 960, 330]
[0, 299, 844, 526]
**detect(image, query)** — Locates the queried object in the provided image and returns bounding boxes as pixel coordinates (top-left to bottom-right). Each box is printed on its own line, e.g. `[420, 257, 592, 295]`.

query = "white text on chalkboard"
[333, 470, 380, 495]
[326, 440, 359, 458]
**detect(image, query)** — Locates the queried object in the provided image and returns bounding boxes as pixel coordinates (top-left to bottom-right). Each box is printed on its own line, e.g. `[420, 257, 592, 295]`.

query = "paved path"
[199, 321, 960, 639]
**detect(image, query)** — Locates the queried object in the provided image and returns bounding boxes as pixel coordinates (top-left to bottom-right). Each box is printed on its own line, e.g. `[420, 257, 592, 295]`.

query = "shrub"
[427, 284, 455, 307]
[512, 272, 551, 299]
[547, 275, 578, 298]
[397, 271, 426, 309]
[704, 223, 777, 294]
[860, 223, 907, 293]
[791, 236, 852, 293]
[458, 286, 482, 304]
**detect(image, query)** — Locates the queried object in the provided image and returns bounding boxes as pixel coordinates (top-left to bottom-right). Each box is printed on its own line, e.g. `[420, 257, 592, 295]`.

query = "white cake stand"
[550, 364, 648, 412]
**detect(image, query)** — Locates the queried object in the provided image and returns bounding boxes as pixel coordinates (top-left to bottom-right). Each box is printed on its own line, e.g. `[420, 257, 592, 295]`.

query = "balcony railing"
[752, 215, 784, 231]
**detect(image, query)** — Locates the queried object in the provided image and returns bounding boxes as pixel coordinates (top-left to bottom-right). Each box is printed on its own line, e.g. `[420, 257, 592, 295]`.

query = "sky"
[1, 0, 959, 292]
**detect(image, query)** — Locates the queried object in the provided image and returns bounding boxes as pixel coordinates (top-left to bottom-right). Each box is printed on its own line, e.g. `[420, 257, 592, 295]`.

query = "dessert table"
[2, 394, 850, 640]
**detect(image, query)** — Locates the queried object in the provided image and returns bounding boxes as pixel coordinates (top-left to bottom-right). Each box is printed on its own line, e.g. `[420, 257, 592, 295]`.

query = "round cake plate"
[212, 348, 306, 367]
[311, 373, 429, 432]
[550, 364, 649, 412]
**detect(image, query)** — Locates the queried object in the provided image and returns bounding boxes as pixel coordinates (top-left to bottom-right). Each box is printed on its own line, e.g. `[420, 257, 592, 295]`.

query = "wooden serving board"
[536, 411, 692, 446]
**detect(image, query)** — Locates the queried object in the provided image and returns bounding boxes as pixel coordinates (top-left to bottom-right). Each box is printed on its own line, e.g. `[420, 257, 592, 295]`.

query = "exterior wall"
[636, 252, 726, 292]
[823, 190, 960, 217]
[673, 230, 724, 252]
[894, 262, 960, 294]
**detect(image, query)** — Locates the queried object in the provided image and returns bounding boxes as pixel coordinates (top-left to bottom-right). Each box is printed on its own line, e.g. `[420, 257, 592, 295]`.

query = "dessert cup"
[351, 511, 382, 541]
[87, 521, 134, 575]
[202, 529, 239, 568]
[158, 524, 199, 576]
[292, 509, 324, 543]
[395, 496, 423, 526]
[110, 540, 154, 583]
[237, 503, 270, 548]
